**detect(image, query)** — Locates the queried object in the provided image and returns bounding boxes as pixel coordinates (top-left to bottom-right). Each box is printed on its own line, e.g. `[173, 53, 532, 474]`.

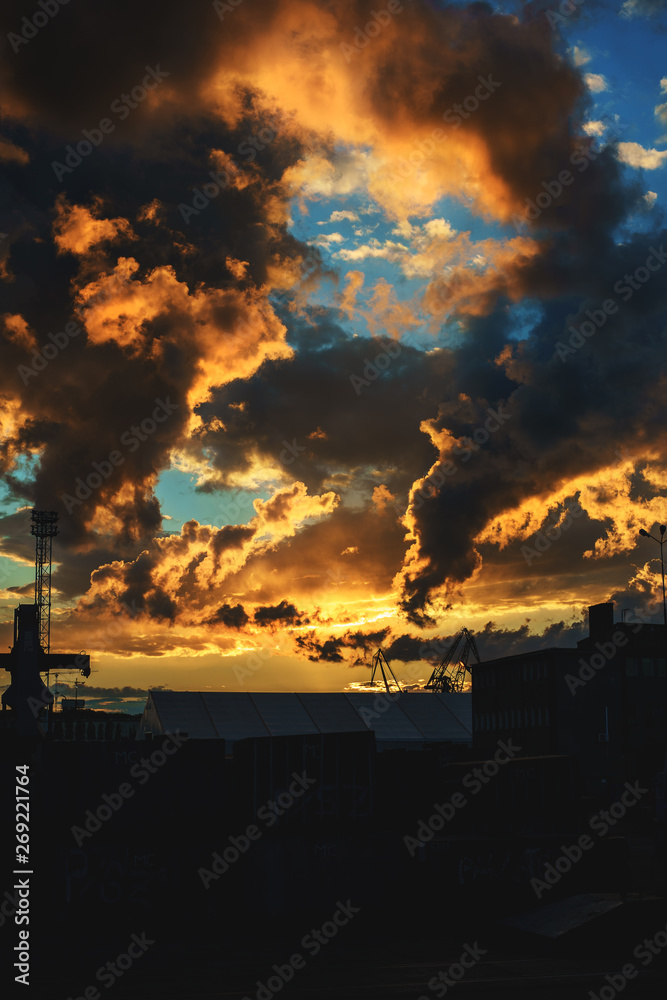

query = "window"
[626, 658, 638, 677]
[530, 707, 535, 727]
[642, 658, 653, 677]
[658, 659, 666, 678]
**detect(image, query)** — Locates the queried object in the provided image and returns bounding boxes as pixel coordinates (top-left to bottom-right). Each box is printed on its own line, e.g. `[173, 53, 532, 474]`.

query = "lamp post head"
[639, 529, 650, 538]
[661, 525, 666, 536]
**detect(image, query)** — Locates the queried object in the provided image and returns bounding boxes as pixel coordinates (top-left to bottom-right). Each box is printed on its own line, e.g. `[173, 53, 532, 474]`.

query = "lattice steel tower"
[31, 509, 58, 653]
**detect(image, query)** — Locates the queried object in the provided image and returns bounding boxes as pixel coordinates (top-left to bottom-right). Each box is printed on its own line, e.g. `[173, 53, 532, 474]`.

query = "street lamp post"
[638, 524, 667, 626]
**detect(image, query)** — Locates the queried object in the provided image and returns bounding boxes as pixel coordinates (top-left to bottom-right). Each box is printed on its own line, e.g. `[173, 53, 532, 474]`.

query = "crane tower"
[426, 628, 480, 693]
[32, 509, 58, 654]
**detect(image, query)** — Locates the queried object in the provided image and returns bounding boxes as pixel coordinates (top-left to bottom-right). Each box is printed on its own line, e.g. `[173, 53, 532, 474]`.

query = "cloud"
[0, 137, 28, 164]
[254, 600, 303, 626]
[295, 628, 389, 664]
[617, 142, 667, 169]
[585, 73, 609, 93]
[0, 0, 666, 672]
[53, 197, 135, 255]
[313, 232, 346, 246]
[317, 210, 359, 225]
[571, 46, 591, 67]
[205, 603, 249, 629]
[619, 0, 667, 19]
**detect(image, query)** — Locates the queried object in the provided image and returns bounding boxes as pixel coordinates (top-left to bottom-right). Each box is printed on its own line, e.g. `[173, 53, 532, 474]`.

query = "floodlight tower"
[31, 509, 58, 653]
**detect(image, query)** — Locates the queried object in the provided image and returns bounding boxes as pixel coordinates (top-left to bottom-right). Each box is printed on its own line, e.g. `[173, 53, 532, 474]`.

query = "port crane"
[425, 627, 479, 693]
[369, 648, 402, 694]
[1, 510, 90, 739]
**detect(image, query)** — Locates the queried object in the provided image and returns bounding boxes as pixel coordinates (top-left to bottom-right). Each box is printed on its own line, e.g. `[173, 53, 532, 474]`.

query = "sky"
[1, 0, 666, 711]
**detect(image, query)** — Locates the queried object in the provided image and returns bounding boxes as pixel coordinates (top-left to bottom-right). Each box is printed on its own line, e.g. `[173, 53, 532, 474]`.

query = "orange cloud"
[53, 197, 135, 255]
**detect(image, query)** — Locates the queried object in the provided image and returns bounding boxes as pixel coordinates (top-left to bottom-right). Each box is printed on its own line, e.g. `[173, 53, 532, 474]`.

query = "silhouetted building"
[473, 603, 667, 793]
[138, 690, 472, 751]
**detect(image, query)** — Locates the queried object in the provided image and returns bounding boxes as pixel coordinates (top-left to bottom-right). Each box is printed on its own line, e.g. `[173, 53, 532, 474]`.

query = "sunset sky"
[1, 0, 666, 711]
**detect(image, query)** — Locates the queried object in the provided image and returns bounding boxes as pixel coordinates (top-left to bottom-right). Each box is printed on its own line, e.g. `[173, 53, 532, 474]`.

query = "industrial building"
[472, 602, 667, 793]
[137, 689, 473, 751]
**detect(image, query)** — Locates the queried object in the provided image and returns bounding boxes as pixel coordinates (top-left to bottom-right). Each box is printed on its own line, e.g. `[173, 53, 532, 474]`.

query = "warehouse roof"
[137, 690, 472, 748]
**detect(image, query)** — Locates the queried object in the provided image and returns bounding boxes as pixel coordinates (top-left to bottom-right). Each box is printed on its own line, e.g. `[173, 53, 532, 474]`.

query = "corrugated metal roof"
[201, 692, 269, 741]
[145, 691, 218, 739]
[345, 693, 423, 741]
[138, 690, 472, 745]
[297, 693, 371, 733]
[249, 693, 320, 736]
[399, 691, 472, 741]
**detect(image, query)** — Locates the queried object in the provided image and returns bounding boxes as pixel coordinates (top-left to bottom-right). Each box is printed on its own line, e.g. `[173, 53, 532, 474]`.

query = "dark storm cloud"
[0, 0, 316, 604]
[254, 600, 303, 626]
[194, 315, 449, 497]
[400, 221, 667, 622]
[384, 633, 451, 663]
[384, 615, 588, 667]
[205, 603, 250, 629]
[0, 0, 223, 129]
[1, 0, 665, 646]
[474, 618, 587, 659]
[295, 628, 390, 663]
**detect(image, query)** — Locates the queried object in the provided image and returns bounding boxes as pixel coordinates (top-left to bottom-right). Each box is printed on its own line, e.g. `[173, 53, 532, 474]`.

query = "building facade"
[473, 603, 667, 794]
